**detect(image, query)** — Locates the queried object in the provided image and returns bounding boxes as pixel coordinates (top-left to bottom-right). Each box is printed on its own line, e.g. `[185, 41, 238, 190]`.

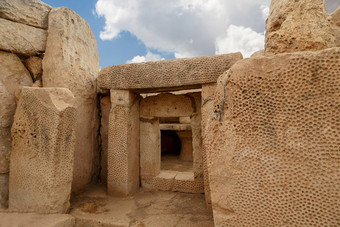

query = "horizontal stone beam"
[98, 53, 242, 92]
[159, 124, 192, 131]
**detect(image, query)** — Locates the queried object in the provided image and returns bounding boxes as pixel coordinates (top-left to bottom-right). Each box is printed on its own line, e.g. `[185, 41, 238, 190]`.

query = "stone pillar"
[177, 131, 193, 162]
[100, 96, 110, 184]
[9, 87, 76, 214]
[107, 90, 140, 196]
[201, 83, 216, 208]
[140, 118, 160, 179]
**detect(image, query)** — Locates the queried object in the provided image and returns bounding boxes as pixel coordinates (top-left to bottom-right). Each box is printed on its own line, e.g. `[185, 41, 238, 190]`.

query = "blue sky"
[43, 0, 339, 68]
[43, 0, 173, 67]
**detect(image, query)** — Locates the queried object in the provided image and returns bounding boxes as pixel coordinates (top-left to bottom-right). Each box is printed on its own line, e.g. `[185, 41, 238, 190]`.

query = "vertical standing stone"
[9, 87, 76, 214]
[0, 51, 33, 209]
[100, 96, 110, 184]
[108, 90, 140, 196]
[201, 83, 216, 208]
[140, 118, 160, 179]
[42, 7, 100, 192]
[265, 0, 335, 54]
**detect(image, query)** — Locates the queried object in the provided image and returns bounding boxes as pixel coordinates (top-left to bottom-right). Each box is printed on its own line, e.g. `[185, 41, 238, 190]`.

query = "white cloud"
[95, 0, 270, 58]
[260, 4, 269, 20]
[215, 25, 264, 58]
[126, 51, 165, 63]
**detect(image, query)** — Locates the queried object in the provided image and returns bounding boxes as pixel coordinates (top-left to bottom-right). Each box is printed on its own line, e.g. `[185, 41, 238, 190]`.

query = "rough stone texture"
[142, 171, 204, 194]
[140, 118, 160, 178]
[0, 18, 47, 56]
[201, 83, 216, 207]
[100, 96, 110, 184]
[140, 93, 198, 118]
[42, 7, 100, 192]
[9, 87, 76, 214]
[0, 173, 9, 209]
[98, 53, 242, 92]
[177, 131, 193, 162]
[24, 56, 43, 81]
[265, 0, 335, 54]
[0, 213, 75, 227]
[0, 51, 33, 175]
[331, 6, 340, 47]
[0, 0, 52, 29]
[108, 90, 140, 196]
[206, 47, 340, 226]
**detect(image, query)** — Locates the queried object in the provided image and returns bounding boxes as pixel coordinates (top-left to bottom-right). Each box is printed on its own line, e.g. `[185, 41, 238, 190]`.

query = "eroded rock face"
[0, 174, 9, 209]
[42, 7, 100, 192]
[331, 6, 340, 47]
[265, 0, 335, 54]
[0, 51, 33, 175]
[206, 47, 340, 226]
[100, 96, 110, 184]
[9, 87, 76, 214]
[0, 18, 47, 56]
[0, 0, 52, 29]
[24, 56, 43, 81]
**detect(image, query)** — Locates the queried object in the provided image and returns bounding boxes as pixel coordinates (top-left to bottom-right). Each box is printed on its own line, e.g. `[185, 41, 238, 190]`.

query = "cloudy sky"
[44, 0, 339, 67]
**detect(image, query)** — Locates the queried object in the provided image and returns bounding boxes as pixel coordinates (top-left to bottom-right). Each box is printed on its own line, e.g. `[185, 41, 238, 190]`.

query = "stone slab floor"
[70, 185, 214, 227]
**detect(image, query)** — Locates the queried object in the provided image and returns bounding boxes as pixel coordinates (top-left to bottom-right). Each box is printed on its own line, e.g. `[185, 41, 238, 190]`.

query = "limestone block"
[0, 18, 47, 56]
[9, 87, 76, 214]
[107, 90, 140, 196]
[206, 47, 340, 226]
[24, 56, 43, 81]
[140, 118, 160, 178]
[173, 172, 204, 194]
[0, 213, 75, 227]
[142, 171, 176, 191]
[0, 0, 52, 29]
[100, 96, 110, 184]
[0, 173, 9, 209]
[98, 53, 243, 92]
[140, 93, 197, 118]
[201, 83, 216, 207]
[177, 131, 193, 162]
[42, 7, 100, 192]
[331, 6, 340, 47]
[265, 0, 335, 54]
[0, 51, 33, 174]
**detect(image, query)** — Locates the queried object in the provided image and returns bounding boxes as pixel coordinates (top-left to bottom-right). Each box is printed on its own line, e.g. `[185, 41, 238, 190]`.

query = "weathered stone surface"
[0, 173, 9, 209]
[42, 7, 100, 192]
[0, 18, 47, 55]
[331, 6, 340, 47]
[25, 56, 43, 81]
[108, 90, 140, 196]
[0, 213, 75, 227]
[98, 53, 242, 92]
[265, 0, 335, 54]
[9, 87, 76, 214]
[0, 0, 52, 29]
[0, 51, 33, 174]
[206, 47, 340, 226]
[100, 96, 110, 184]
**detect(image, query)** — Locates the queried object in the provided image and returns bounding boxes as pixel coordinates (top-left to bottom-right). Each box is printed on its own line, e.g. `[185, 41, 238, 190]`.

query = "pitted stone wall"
[98, 53, 242, 91]
[9, 87, 76, 214]
[206, 47, 340, 226]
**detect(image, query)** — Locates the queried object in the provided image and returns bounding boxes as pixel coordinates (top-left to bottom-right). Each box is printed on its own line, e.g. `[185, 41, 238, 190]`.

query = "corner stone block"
[107, 90, 140, 196]
[9, 87, 76, 214]
[140, 117, 160, 178]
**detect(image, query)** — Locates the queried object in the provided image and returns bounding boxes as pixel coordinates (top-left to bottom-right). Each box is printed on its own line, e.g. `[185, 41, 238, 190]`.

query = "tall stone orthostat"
[265, 0, 335, 54]
[42, 7, 100, 192]
[9, 87, 76, 214]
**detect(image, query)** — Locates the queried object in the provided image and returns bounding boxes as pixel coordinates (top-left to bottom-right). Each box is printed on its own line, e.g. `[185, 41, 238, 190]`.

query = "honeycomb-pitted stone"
[9, 87, 76, 214]
[206, 47, 340, 226]
[98, 53, 242, 92]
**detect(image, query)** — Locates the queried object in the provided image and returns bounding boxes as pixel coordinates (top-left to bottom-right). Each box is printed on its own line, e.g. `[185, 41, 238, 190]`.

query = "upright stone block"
[9, 87, 76, 214]
[100, 96, 110, 184]
[42, 7, 100, 192]
[108, 90, 140, 196]
[265, 0, 335, 54]
[140, 118, 160, 178]
[0, 173, 9, 209]
[331, 6, 340, 47]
